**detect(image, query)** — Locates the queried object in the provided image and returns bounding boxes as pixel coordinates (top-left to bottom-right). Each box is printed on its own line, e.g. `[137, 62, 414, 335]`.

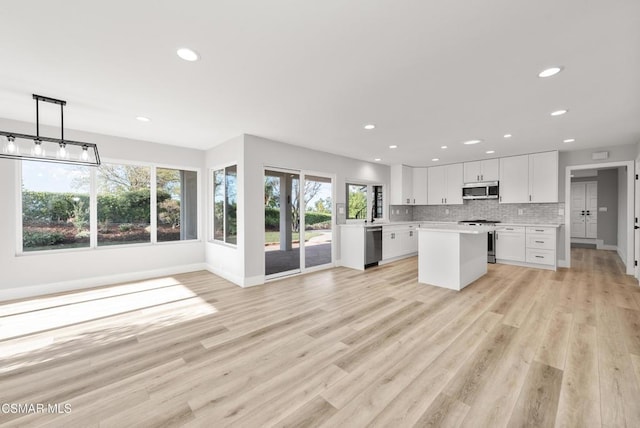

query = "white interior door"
[585, 182, 598, 239]
[571, 182, 586, 238]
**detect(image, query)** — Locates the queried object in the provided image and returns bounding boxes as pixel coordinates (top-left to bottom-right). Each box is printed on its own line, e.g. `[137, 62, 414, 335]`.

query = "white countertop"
[500, 223, 561, 228]
[340, 221, 456, 228]
[418, 224, 495, 234]
[340, 220, 560, 229]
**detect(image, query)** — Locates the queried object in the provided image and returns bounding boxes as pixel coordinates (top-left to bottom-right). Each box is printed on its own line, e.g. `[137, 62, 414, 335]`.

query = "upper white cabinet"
[390, 165, 413, 205]
[463, 158, 499, 183]
[390, 165, 428, 205]
[499, 155, 529, 203]
[528, 151, 558, 203]
[412, 167, 428, 205]
[499, 151, 558, 203]
[428, 163, 463, 205]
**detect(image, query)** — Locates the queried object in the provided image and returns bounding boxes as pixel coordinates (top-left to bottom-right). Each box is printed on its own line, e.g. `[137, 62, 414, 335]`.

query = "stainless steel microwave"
[462, 181, 499, 200]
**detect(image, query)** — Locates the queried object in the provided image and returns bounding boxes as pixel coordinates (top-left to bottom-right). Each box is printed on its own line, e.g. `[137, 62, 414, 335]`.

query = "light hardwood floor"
[1, 248, 640, 427]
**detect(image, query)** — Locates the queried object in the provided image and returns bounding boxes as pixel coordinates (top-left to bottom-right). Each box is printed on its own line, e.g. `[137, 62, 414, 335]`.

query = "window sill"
[16, 239, 202, 257]
[207, 240, 238, 249]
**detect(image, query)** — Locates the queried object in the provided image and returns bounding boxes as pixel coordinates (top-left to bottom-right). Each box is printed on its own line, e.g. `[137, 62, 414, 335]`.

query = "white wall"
[243, 134, 390, 283]
[559, 143, 637, 199]
[0, 118, 206, 300]
[204, 135, 247, 285]
[558, 143, 637, 263]
[618, 166, 628, 264]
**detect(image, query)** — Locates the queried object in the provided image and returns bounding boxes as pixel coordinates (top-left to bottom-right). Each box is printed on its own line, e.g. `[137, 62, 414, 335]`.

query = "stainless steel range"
[458, 220, 500, 263]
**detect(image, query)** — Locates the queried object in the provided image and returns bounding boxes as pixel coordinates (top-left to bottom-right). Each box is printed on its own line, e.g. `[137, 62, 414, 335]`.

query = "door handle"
[581, 210, 585, 215]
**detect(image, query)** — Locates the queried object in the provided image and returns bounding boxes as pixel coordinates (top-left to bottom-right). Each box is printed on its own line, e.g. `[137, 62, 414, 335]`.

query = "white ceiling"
[1, 1, 639, 167]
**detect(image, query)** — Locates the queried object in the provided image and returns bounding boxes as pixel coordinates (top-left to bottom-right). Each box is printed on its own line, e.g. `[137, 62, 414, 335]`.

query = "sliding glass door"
[264, 168, 333, 278]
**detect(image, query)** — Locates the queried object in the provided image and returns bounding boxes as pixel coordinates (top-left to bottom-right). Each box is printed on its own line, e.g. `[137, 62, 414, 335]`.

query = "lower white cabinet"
[382, 230, 403, 260]
[495, 227, 526, 262]
[496, 225, 557, 269]
[525, 227, 556, 266]
[383, 224, 418, 260]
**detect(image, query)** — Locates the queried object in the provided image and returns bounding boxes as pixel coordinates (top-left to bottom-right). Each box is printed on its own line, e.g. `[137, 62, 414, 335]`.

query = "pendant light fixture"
[0, 94, 101, 166]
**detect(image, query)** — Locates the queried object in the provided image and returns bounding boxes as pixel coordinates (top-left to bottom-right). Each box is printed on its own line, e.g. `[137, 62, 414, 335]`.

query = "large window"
[20, 161, 199, 253]
[212, 165, 237, 245]
[97, 164, 151, 246]
[22, 162, 91, 252]
[157, 168, 198, 242]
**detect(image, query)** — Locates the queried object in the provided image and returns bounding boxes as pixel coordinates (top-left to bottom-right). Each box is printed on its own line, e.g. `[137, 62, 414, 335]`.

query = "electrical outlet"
[599, 207, 607, 212]
[445, 209, 450, 215]
[558, 208, 564, 216]
[405, 208, 409, 214]
[518, 208, 523, 215]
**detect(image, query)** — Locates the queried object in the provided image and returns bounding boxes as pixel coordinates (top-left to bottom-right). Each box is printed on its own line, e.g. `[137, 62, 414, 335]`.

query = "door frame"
[263, 167, 336, 280]
[635, 159, 640, 281]
[564, 161, 635, 274]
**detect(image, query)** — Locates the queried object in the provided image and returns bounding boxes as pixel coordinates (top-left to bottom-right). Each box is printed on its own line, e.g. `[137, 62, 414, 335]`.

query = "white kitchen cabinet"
[499, 155, 529, 203]
[412, 167, 428, 205]
[529, 151, 558, 203]
[463, 158, 499, 183]
[495, 226, 526, 262]
[525, 226, 556, 268]
[382, 229, 403, 260]
[499, 151, 558, 204]
[428, 163, 463, 205]
[390, 164, 413, 205]
[383, 224, 419, 260]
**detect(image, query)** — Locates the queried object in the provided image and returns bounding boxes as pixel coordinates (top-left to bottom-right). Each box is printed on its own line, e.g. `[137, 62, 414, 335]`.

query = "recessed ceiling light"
[538, 66, 563, 78]
[441, 145, 448, 149]
[136, 116, 151, 122]
[364, 124, 376, 130]
[431, 158, 439, 162]
[374, 158, 381, 161]
[463, 139, 482, 145]
[486, 150, 495, 154]
[177, 48, 200, 62]
[550, 109, 568, 116]
[389, 145, 398, 149]
[563, 138, 575, 143]
[503, 134, 512, 138]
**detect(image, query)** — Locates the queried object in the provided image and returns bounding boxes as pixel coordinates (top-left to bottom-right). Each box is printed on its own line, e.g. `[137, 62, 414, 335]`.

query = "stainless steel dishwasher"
[365, 226, 383, 268]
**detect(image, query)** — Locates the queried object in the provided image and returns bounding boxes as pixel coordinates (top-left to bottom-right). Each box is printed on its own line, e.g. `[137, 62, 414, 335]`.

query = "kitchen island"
[418, 224, 493, 291]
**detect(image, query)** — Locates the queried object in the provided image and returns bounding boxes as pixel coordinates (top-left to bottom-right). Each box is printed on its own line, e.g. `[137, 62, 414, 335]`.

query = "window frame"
[210, 162, 238, 247]
[16, 158, 201, 256]
[345, 181, 386, 224]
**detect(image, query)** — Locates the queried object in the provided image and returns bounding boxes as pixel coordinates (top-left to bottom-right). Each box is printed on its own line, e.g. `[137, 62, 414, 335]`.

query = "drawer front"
[526, 235, 555, 250]
[526, 226, 556, 236]
[526, 249, 555, 266]
[498, 226, 525, 233]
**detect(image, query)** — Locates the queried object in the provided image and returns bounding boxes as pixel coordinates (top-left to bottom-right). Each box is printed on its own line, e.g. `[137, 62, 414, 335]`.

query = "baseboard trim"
[204, 264, 264, 288]
[558, 259, 568, 268]
[0, 263, 208, 303]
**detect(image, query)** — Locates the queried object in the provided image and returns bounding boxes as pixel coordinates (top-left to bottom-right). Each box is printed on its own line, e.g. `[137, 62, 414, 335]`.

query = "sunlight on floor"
[0, 277, 218, 373]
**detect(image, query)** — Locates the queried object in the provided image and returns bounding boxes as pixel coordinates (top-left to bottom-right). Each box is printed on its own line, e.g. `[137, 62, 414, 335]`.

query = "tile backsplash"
[391, 200, 564, 224]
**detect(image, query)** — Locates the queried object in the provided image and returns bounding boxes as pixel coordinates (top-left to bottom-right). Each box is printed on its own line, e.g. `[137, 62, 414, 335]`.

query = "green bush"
[22, 190, 172, 225]
[119, 223, 134, 232]
[265, 208, 331, 229]
[23, 230, 65, 247]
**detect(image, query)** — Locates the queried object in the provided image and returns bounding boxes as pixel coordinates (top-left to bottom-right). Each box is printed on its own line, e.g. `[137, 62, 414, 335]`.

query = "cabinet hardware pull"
[535, 229, 544, 232]
[535, 240, 544, 243]
[535, 255, 544, 258]
[529, 195, 532, 201]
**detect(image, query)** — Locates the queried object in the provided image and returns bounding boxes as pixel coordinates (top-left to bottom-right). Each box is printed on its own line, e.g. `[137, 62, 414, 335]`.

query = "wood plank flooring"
[0, 247, 639, 427]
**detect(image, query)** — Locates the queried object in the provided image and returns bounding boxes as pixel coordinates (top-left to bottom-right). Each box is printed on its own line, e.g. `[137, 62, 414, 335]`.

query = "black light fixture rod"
[35, 96, 39, 138]
[60, 103, 64, 141]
